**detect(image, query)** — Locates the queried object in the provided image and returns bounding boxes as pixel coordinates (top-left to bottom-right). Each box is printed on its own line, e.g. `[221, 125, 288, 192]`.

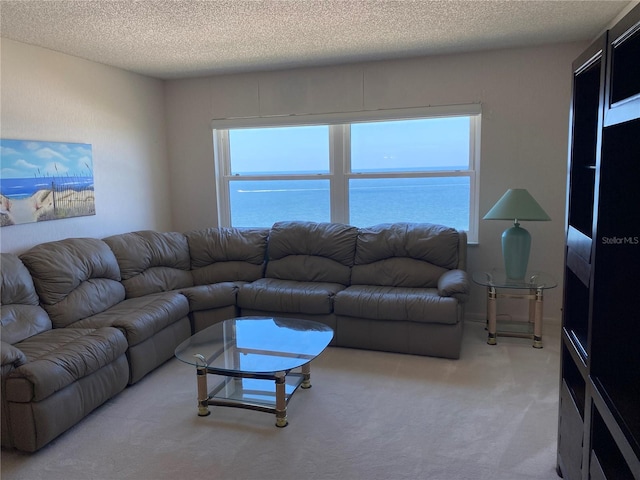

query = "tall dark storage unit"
[558, 4, 640, 479]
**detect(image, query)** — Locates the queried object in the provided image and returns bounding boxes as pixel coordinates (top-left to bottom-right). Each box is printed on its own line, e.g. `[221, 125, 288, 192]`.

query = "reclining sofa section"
[19, 237, 191, 386]
[1, 252, 129, 452]
[238, 221, 469, 359]
[335, 223, 468, 358]
[0, 220, 468, 452]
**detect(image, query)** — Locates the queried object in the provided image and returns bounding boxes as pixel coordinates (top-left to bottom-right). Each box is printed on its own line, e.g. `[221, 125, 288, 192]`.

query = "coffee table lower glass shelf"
[175, 316, 334, 427]
[194, 356, 309, 426]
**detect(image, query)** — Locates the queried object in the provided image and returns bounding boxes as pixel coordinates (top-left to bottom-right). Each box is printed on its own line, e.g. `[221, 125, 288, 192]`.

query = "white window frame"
[212, 104, 481, 242]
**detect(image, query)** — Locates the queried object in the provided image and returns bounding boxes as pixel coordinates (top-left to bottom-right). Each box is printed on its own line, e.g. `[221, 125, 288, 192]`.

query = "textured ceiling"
[0, 0, 633, 80]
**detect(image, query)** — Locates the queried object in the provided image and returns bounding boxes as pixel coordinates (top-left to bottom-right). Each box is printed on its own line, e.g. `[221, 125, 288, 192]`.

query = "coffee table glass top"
[174, 316, 334, 374]
[472, 270, 557, 290]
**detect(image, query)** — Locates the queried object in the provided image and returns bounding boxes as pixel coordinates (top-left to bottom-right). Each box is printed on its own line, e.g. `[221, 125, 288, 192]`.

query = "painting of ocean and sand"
[0, 139, 95, 227]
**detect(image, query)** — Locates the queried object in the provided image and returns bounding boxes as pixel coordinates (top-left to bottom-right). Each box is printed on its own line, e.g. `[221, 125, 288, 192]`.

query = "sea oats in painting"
[0, 139, 95, 226]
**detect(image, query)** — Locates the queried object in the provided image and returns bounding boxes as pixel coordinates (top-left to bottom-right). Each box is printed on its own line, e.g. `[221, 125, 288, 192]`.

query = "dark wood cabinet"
[558, 4, 640, 479]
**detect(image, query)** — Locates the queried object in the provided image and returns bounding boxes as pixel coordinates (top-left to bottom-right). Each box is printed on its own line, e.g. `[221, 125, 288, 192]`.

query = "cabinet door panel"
[558, 381, 584, 480]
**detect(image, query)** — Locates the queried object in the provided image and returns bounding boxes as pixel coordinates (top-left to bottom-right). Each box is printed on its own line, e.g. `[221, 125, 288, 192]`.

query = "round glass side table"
[472, 270, 557, 348]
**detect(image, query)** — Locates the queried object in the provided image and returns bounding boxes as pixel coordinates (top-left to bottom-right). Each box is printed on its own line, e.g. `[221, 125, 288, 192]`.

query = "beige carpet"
[1, 320, 561, 480]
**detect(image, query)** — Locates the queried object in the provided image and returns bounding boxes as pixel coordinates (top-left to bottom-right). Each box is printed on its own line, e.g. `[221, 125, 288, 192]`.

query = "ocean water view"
[0, 176, 94, 199]
[229, 176, 470, 230]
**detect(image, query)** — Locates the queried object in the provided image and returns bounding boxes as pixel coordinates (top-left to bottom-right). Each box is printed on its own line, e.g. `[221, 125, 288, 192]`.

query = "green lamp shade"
[484, 189, 550, 280]
[483, 189, 551, 222]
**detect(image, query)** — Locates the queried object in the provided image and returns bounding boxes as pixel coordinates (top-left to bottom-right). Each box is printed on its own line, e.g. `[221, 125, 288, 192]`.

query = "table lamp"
[483, 188, 550, 280]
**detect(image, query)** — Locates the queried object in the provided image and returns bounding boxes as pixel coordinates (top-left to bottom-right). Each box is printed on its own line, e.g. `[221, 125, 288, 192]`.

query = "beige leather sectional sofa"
[1, 221, 469, 452]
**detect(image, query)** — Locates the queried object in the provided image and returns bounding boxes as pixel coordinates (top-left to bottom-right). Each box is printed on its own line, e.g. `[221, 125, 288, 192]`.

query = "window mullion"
[330, 124, 349, 224]
[468, 115, 481, 242]
[214, 130, 231, 227]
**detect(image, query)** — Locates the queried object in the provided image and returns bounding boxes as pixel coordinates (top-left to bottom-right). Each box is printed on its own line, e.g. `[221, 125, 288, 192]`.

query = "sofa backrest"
[19, 238, 125, 328]
[351, 223, 465, 287]
[0, 253, 52, 344]
[186, 227, 269, 285]
[103, 230, 193, 298]
[265, 221, 358, 285]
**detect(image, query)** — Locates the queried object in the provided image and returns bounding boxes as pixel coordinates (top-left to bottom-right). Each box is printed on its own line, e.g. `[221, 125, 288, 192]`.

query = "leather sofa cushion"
[20, 238, 126, 328]
[71, 292, 189, 347]
[238, 278, 345, 315]
[6, 327, 128, 402]
[355, 223, 460, 269]
[191, 261, 265, 286]
[103, 230, 193, 298]
[187, 227, 268, 285]
[351, 257, 448, 288]
[0, 253, 52, 344]
[117, 267, 193, 299]
[181, 283, 239, 312]
[1, 253, 40, 306]
[1, 305, 51, 345]
[268, 221, 358, 265]
[334, 285, 459, 325]
[187, 227, 268, 268]
[267, 255, 352, 285]
[43, 280, 125, 329]
[266, 222, 358, 284]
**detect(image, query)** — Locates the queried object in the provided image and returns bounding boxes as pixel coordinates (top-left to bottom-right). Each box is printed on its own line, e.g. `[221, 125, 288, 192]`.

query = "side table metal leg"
[533, 287, 544, 348]
[487, 286, 497, 345]
[275, 372, 288, 428]
[528, 288, 536, 325]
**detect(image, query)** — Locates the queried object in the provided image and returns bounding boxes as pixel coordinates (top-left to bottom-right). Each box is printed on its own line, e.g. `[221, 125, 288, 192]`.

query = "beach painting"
[0, 139, 95, 227]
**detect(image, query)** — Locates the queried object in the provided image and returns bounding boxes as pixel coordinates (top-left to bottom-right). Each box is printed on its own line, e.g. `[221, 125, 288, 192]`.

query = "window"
[213, 105, 480, 242]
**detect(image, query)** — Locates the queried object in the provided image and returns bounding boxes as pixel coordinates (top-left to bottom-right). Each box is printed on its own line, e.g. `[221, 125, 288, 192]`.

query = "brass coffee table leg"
[275, 372, 288, 427]
[301, 363, 311, 389]
[194, 354, 210, 417]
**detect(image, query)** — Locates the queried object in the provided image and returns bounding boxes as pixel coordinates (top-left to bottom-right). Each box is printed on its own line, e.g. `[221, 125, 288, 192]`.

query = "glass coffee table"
[472, 270, 557, 348]
[174, 316, 334, 427]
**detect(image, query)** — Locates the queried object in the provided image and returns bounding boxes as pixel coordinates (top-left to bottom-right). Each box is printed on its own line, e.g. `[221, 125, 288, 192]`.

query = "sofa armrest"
[437, 269, 470, 303]
[180, 283, 238, 312]
[1, 341, 26, 368]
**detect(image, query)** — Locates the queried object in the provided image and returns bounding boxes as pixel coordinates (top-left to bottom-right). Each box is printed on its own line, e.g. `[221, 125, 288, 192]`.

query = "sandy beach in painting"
[0, 190, 95, 227]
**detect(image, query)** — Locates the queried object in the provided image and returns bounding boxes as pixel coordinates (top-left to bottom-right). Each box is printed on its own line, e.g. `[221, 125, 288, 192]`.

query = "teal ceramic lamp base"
[502, 222, 531, 280]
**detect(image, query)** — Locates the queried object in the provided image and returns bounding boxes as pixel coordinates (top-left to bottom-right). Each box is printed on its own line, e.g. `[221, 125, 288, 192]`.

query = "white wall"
[0, 36, 586, 324]
[165, 42, 587, 323]
[0, 39, 172, 254]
